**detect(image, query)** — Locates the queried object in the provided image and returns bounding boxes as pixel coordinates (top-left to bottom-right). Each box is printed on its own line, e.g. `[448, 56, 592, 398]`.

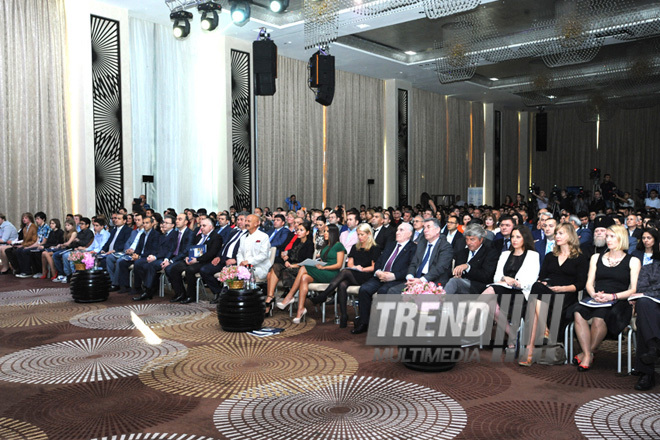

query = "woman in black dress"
[573, 224, 641, 371]
[520, 223, 589, 366]
[264, 221, 314, 315]
[311, 223, 381, 328]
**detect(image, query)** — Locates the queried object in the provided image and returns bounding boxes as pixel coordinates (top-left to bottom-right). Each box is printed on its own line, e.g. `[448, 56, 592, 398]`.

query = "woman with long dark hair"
[276, 224, 346, 323]
[632, 228, 660, 266]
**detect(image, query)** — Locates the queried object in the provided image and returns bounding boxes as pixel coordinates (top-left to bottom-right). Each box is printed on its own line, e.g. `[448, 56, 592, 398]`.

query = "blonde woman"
[311, 223, 381, 328]
[519, 223, 589, 366]
[573, 224, 641, 371]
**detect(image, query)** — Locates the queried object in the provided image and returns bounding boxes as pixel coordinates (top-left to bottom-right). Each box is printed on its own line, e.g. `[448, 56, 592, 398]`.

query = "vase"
[227, 280, 245, 290]
[218, 287, 266, 332]
[70, 269, 110, 303]
[74, 263, 86, 271]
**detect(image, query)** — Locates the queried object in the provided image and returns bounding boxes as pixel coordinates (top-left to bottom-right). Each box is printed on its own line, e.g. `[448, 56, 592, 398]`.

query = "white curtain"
[0, 0, 70, 223]
[129, 18, 221, 213]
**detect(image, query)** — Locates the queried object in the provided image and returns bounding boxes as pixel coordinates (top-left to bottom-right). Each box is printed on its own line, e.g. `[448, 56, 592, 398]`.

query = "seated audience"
[265, 221, 314, 315]
[236, 214, 273, 280]
[132, 215, 177, 301]
[493, 215, 515, 253]
[52, 217, 94, 282]
[22, 218, 64, 278]
[339, 211, 360, 253]
[105, 214, 144, 290]
[444, 224, 498, 295]
[41, 219, 77, 279]
[535, 216, 557, 266]
[521, 223, 589, 366]
[311, 223, 380, 328]
[3, 213, 38, 275]
[276, 224, 346, 324]
[572, 224, 641, 372]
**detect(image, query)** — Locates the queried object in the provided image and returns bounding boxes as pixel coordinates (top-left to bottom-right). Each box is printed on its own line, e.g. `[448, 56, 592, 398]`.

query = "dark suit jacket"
[454, 241, 499, 293]
[193, 230, 223, 265]
[376, 240, 417, 281]
[374, 226, 395, 250]
[447, 231, 465, 255]
[532, 228, 544, 241]
[171, 228, 194, 264]
[407, 235, 454, 286]
[102, 225, 132, 253]
[535, 237, 554, 266]
[155, 230, 179, 260]
[216, 225, 234, 244]
[630, 228, 643, 241]
[577, 227, 592, 245]
[493, 234, 512, 253]
[268, 228, 293, 255]
[140, 229, 162, 258]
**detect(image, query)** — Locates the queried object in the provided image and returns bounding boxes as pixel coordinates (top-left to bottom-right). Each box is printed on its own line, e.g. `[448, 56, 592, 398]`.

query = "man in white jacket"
[237, 214, 272, 280]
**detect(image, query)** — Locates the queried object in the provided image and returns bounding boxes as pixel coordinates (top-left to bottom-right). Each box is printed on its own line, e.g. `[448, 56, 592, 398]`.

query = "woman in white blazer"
[480, 224, 540, 353]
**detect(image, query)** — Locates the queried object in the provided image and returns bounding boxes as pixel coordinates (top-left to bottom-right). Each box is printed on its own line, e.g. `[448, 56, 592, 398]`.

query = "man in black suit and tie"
[162, 213, 194, 280]
[198, 214, 248, 304]
[215, 213, 234, 244]
[132, 215, 178, 301]
[117, 216, 161, 293]
[387, 217, 454, 294]
[101, 213, 132, 255]
[535, 216, 557, 265]
[170, 217, 223, 304]
[444, 224, 499, 295]
[371, 210, 395, 250]
[492, 215, 515, 253]
[412, 216, 424, 243]
[352, 223, 417, 334]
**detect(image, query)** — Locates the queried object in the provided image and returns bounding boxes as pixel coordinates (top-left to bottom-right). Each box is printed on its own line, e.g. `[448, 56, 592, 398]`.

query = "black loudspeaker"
[536, 112, 547, 151]
[309, 51, 335, 106]
[253, 39, 277, 96]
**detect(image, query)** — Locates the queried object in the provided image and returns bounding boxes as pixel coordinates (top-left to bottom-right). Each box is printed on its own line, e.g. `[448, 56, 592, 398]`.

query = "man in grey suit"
[388, 217, 454, 294]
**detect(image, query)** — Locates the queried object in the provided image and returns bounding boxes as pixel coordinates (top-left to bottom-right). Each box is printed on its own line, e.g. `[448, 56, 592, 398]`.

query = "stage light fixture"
[170, 10, 193, 39]
[198, 1, 221, 31]
[269, 0, 289, 13]
[231, 1, 251, 27]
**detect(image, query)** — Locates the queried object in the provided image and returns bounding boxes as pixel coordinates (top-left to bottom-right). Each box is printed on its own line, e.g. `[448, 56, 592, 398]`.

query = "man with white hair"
[567, 214, 593, 246]
[444, 224, 499, 295]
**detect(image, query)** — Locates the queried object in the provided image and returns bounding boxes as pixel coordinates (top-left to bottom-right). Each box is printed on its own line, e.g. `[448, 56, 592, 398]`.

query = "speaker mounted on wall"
[536, 112, 548, 152]
[309, 51, 335, 106]
[253, 38, 277, 96]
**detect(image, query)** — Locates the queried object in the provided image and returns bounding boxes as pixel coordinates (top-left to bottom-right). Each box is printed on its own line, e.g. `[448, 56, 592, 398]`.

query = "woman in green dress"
[276, 224, 346, 323]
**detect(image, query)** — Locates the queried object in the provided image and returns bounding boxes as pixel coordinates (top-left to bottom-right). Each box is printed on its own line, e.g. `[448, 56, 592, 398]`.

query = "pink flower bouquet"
[216, 265, 251, 283]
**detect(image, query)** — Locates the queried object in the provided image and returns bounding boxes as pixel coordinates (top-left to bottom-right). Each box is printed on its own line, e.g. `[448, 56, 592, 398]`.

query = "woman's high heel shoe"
[518, 347, 534, 367]
[293, 308, 307, 324]
[572, 355, 581, 366]
[578, 354, 593, 372]
[276, 298, 292, 310]
[265, 297, 274, 317]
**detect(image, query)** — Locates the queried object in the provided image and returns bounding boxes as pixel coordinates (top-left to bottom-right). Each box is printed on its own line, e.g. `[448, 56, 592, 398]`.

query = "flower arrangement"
[217, 265, 251, 283]
[68, 251, 95, 269]
[402, 279, 445, 295]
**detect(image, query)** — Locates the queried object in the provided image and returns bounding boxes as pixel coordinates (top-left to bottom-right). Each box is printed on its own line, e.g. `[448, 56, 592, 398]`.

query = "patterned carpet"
[0, 278, 658, 440]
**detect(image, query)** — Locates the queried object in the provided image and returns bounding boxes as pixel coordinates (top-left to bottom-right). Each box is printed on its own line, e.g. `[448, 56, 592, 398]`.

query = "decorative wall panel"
[231, 50, 252, 210]
[398, 89, 409, 207]
[91, 15, 123, 217]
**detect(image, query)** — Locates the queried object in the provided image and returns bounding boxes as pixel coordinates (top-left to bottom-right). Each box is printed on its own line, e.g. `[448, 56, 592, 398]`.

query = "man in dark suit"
[170, 217, 223, 304]
[215, 213, 234, 244]
[444, 214, 465, 254]
[371, 210, 395, 250]
[387, 218, 454, 294]
[132, 215, 178, 301]
[162, 213, 194, 280]
[101, 213, 132, 255]
[492, 215, 515, 253]
[411, 215, 425, 243]
[117, 216, 161, 293]
[198, 214, 248, 304]
[626, 214, 643, 241]
[267, 214, 292, 256]
[352, 222, 417, 334]
[444, 224, 499, 295]
[535, 217, 557, 266]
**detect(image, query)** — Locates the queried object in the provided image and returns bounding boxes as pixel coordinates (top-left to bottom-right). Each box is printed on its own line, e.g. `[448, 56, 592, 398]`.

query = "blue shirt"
[37, 223, 51, 244]
[0, 220, 19, 243]
[86, 229, 110, 253]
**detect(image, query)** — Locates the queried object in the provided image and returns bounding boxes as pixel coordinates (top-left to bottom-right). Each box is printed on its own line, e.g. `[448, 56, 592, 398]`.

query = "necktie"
[173, 231, 183, 256]
[108, 227, 119, 251]
[468, 250, 476, 262]
[383, 244, 401, 272]
[374, 228, 380, 239]
[197, 234, 207, 246]
[504, 239, 510, 251]
[416, 244, 433, 278]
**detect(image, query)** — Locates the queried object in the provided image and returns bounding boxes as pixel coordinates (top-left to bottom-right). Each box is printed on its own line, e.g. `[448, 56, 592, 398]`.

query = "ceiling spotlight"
[269, 0, 289, 13]
[198, 1, 221, 31]
[231, 1, 251, 27]
[170, 10, 193, 39]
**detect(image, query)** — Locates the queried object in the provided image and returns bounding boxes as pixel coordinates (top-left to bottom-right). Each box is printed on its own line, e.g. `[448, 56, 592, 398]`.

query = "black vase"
[217, 287, 266, 332]
[70, 269, 111, 303]
[398, 345, 458, 372]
